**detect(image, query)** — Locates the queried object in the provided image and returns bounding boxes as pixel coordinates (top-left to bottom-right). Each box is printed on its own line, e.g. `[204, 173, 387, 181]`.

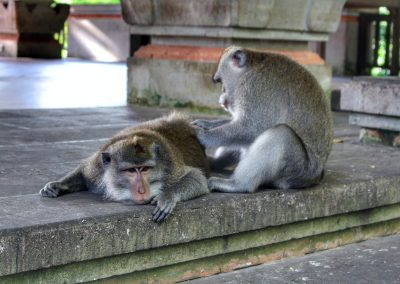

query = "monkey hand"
[151, 192, 177, 223]
[192, 119, 214, 130]
[39, 181, 67, 198]
[192, 126, 209, 147]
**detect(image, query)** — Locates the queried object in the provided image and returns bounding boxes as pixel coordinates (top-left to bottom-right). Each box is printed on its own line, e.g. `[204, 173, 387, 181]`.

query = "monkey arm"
[151, 167, 209, 223]
[40, 166, 88, 198]
[196, 121, 254, 148]
[192, 118, 231, 130]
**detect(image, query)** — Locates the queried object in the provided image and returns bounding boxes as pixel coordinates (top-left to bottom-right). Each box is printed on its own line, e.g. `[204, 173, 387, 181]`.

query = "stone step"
[1, 107, 400, 283]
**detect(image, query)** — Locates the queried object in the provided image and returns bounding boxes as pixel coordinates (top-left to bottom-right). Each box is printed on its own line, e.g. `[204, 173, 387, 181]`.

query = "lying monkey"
[40, 112, 210, 223]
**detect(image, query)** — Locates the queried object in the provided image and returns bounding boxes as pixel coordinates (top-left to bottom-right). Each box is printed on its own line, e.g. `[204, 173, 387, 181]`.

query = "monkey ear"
[231, 50, 247, 68]
[101, 152, 111, 167]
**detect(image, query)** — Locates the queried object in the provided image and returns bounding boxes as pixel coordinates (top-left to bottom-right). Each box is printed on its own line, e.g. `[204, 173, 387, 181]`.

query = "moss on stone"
[2, 204, 400, 284]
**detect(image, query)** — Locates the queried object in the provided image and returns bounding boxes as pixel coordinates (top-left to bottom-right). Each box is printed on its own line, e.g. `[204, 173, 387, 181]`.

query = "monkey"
[192, 46, 333, 193]
[40, 112, 210, 223]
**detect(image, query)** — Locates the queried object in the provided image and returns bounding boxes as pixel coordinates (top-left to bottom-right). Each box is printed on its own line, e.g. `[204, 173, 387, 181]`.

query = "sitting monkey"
[193, 46, 333, 192]
[40, 112, 210, 223]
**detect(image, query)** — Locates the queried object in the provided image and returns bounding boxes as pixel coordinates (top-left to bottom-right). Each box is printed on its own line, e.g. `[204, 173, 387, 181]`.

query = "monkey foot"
[39, 182, 62, 198]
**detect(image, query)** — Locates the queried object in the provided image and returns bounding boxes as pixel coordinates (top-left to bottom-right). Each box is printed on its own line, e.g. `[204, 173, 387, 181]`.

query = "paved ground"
[187, 234, 400, 284]
[0, 58, 126, 109]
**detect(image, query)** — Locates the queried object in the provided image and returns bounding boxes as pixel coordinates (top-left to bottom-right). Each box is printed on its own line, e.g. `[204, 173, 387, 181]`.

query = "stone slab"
[128, 25, 329, 42]
[340, 77, 400, 117]
[1, 107, 400, 277]
[187, 234, 400, 284]
[349, 113, 400, 132]
[121, 0, 345, 33]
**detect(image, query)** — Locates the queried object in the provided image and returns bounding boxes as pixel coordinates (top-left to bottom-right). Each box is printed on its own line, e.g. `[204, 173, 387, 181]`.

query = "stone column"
[121, 0, 346, 110]
[0, 0, 69, 58]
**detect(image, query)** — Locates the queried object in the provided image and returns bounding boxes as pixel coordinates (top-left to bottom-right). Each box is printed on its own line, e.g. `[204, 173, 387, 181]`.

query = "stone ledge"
[1, 142, 400, 281]
[340, 77, 400, 117]
[128, 25, 330, 42]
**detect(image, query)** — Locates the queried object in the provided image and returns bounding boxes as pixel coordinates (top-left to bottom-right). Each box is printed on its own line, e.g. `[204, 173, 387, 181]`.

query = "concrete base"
[127, 45, 331, 110]
[1, 107, 400, 283]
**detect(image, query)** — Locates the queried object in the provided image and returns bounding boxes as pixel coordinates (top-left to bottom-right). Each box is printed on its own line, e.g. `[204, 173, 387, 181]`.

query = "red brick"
[134, 45, 325, 66]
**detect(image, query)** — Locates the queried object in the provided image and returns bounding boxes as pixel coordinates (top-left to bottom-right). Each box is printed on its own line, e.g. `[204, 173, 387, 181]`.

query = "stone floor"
[0, 58, 126, 109]
[187, 234, 400, 284]
[0, 58, 399, 283]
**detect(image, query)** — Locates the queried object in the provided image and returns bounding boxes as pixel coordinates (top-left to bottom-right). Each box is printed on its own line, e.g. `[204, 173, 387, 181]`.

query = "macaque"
[193, 46, 333, 192]
[40, 112, 210, 222]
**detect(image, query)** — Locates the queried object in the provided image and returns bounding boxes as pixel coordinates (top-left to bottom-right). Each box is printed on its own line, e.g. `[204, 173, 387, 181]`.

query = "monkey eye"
[123, 166, 152, 173]
[140, 166, 151, 172]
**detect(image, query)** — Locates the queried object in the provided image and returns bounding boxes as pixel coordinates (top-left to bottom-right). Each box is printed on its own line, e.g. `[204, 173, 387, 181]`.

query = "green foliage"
[372, 6, 391, 76]
[55, 0, 120, 5]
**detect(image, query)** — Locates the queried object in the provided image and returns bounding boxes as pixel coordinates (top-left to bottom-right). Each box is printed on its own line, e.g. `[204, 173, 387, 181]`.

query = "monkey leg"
[209, 147, 241, 171]
[209, 124, 309, 193]
[40, 166, 87, 198]
[151, 167, 209, 223]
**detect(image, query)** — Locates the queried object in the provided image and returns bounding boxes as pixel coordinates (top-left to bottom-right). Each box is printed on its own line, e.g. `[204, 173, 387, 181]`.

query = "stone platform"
[339, 77, 400, 147]
[1, 107, 400, 283]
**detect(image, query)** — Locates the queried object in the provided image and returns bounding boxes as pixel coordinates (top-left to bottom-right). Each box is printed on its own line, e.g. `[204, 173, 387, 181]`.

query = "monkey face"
[213, 46, 247, 115]
[101, 137, 162, 204]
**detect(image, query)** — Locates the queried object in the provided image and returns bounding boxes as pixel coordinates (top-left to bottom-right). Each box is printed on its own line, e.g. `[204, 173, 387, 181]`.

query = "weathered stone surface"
[128, 57, 220, 109]
[308, 0, 346, 32]
[0, 107, 399, 282]
[188, 234, 400, 284]
[128, 46, 331, 109]
[159, 0, 233, 27]
[121, 0, 153, 25]
[349, 113, 400, 132]
[340, 77, 400, 117]
[237, 0, 274, 28]
[128, 25, 329, 42]
[267, 0, 310, 31]
[121, 0, 345, 33]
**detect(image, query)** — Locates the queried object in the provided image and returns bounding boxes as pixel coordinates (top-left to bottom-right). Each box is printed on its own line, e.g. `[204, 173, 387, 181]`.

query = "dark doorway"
[357, 9, 399, 75]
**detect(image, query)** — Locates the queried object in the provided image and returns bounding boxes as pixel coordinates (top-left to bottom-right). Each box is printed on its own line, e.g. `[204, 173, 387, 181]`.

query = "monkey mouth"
[132, 198, 149, 205]
[219, 88, 229, 112]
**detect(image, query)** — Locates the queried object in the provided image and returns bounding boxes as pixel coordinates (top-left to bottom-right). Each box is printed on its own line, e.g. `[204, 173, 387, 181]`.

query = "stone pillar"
[121, 0, 346, 110]
[0, 0, 69, 58]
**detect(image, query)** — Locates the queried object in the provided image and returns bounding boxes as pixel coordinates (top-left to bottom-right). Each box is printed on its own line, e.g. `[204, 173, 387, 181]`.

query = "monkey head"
[213, 46, 248, 115]
[100, 135, 163, 204]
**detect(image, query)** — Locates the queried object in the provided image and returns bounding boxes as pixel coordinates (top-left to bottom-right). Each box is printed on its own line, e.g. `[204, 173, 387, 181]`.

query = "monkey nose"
[212, 75, 221, 84]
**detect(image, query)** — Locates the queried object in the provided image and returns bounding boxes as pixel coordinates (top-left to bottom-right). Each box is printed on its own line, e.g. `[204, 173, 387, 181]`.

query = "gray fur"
[193, 46, 333, 192]
[40, 113, 210, 223]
